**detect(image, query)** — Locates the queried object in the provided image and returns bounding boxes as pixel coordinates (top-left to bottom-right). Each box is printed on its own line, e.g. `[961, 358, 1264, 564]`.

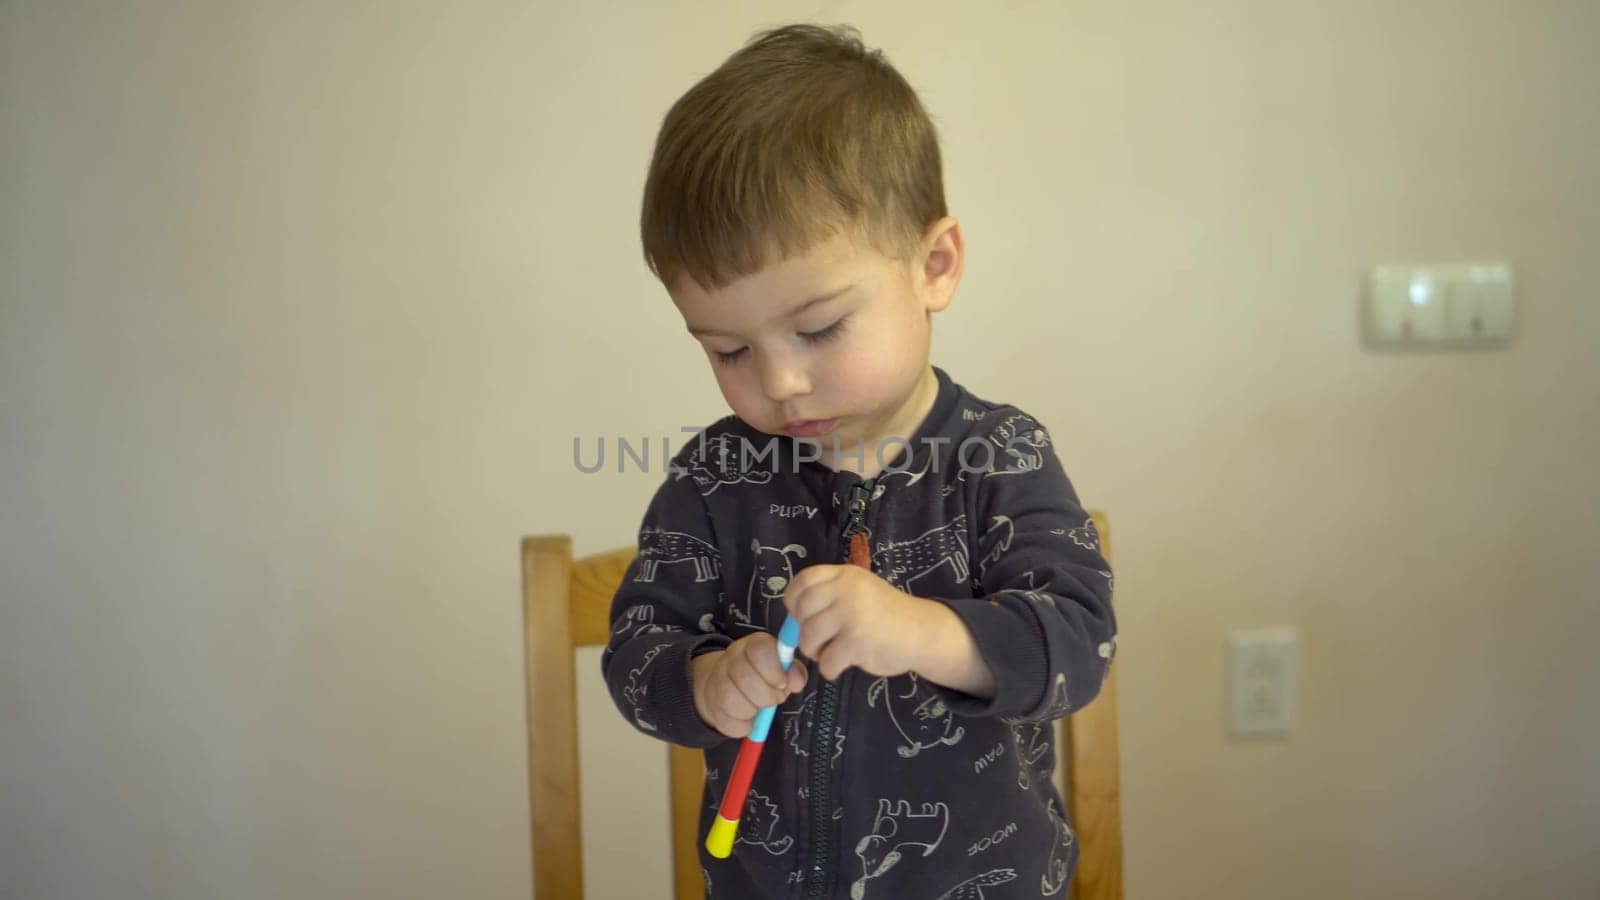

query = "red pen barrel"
[718, 736, 765, 819]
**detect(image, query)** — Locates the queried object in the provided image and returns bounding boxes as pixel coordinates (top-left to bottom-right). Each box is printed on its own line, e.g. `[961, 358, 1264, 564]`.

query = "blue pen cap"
[750, 617, 802, 744]
[777, 616, 802, 650]
[749, 706, 777, 743]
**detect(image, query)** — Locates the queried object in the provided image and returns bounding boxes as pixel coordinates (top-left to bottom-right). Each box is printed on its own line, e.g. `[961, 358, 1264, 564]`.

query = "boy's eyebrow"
[686, 283, 857, 338]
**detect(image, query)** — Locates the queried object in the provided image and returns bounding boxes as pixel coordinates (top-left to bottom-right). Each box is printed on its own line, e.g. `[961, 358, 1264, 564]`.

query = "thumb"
[786, 660, 808, 693]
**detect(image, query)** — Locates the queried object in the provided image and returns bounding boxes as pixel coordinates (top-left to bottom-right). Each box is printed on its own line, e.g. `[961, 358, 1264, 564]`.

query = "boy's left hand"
[780, 564, 932, 680]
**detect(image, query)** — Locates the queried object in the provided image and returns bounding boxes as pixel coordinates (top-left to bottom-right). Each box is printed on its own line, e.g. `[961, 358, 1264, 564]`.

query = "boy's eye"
[710, 318, 846, 366]
[800, 318, 848, 344]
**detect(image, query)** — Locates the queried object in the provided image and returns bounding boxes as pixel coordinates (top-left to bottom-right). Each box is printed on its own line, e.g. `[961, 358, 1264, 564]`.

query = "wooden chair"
[522, 511, 1121, 900]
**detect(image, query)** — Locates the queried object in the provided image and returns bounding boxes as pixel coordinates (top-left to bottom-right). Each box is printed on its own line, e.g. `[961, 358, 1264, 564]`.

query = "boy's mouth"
[781, 418, 837, 438]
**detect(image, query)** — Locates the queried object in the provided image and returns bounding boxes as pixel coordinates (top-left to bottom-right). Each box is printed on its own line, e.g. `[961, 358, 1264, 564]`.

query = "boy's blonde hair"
[641, 24, 946, 291]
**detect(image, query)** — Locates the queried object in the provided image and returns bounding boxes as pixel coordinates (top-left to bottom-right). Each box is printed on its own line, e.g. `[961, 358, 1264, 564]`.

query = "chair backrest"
[522, 511, 1120, 900]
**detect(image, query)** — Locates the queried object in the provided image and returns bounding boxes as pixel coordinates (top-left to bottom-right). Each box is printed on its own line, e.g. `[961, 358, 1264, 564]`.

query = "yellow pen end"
[705, 815, 739, 859]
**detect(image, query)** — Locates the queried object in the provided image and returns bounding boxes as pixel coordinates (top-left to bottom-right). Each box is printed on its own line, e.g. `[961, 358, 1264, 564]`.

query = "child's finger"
[718, 677, 761, 722]
[781, 564, 840, 615]
[731, 656, 786, 707]
[739, 633, 788, 691]
[714, 712, 750, 740]
[816, 637, 857, 681]
[796, 608, 843, 661]
[786, 661, 808, 693]
[788, 581, 835, 623]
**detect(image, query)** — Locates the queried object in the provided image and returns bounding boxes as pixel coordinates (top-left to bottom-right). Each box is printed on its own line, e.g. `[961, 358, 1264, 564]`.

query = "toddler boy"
[603, 23, 1116, 899]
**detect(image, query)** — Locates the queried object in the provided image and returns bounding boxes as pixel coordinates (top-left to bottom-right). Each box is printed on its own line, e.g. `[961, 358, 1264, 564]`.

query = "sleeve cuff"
[658, 634, 734, 748]
[927, 596, 1051, 719]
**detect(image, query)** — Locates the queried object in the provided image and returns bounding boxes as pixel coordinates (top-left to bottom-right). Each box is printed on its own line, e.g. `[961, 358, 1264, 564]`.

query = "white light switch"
[1444, 264, 1515, 341]
[1365, 262, 1515, 348]
[1228, 628, 1297, 737]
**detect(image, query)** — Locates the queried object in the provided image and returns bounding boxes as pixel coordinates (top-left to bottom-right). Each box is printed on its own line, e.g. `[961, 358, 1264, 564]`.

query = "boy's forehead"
[671, 233, 888, 329]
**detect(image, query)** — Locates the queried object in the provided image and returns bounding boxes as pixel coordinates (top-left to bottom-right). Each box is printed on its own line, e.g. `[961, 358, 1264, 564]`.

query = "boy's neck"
[822, 365, 940, 480]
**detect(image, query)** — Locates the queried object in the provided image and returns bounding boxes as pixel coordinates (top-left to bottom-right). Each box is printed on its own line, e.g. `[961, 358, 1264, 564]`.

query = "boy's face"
[670, 219, 962, 470]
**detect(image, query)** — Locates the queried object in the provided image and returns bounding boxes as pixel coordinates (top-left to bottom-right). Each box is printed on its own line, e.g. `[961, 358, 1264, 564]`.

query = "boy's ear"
[918, 217, 963, 314]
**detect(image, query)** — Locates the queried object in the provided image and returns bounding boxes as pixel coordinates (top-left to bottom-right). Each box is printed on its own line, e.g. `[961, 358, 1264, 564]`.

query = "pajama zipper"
[804, 480, 872, 899]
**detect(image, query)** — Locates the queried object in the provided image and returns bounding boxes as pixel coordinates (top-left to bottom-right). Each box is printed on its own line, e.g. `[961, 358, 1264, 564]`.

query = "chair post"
[669, 744, 706, 900]
[1065, 511, 1123, 900]
[1067, 660, 1124, 900]
[523, 536, 584, 899]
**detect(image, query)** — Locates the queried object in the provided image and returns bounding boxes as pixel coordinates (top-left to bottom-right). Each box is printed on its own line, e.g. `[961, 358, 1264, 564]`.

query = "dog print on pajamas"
[994, 568, 1055, 612]
[782, 692, 846, 764]
[1067, 515, 1100, 551]
[975, 516, 1015, 583]
[740, 540, 807, 627]
[935, 868, 1018, 899]
[850, 799, 950, 899]
[1041, 799, 1075, 896]
[675, 432, 774, 496]
[736, 789, 794, 856]
[622, 642, 669, 732]
[867, 673, 965, 758]
[610, 604, 683, 640]
[1039, 672, 1070, 719]
[939, 467, 968, 498]
[635, 527, 720, 583]
[873, 516, 969, 593]
[876, 456, 933, 490]
[1011, 721, 1052, 791]
[987, 413, 1051, 476]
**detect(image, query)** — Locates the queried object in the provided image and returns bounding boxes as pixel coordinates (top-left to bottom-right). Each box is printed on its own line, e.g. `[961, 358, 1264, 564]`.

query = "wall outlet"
[1364, 263, 1515, 348]
[1228, 628, 1298, 737]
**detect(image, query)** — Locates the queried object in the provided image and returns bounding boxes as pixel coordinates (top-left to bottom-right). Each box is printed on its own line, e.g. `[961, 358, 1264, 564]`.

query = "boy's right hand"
[691, 633, 808, 740]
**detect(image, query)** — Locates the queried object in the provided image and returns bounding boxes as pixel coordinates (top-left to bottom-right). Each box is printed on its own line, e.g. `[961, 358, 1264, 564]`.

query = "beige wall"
[2, 2, 1596, 898]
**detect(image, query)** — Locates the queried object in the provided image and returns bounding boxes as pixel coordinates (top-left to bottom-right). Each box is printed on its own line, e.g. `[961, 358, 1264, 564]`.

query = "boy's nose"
[758, 356, 811, 402]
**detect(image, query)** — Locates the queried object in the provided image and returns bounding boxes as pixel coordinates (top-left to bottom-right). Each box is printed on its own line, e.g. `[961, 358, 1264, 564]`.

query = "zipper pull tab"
[847, 531, 871, 569]
[844, 482, 872, 568]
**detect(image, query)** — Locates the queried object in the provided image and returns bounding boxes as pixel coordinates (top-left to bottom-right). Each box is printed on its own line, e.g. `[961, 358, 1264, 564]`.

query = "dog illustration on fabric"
[939, 467, 969, 498]
[986, 413, 1051, 477]
[1010, 721, 1052, 791]
[997, 568, 1055, 611]
[610, 604, 684, 640]
[736, 789, 794, 856]
[739, 539, 807, 628]
[674, 431, 774, 496]
[849, 799, 951, 899]
[973, 516, 1015, 586]
[1039, 672, 1071, 719]
[1067, 515, 1100, 551]
[873, 516, 969, 594]
[875, 454, 933, 491]
[634, 527, 721, 583]
[867, 672, 965, 757]
[782, 692, 846, 764]
[934, 868, 1018, 899]
[1041, 798, 1076, 896]
[622, 642, 670, 732]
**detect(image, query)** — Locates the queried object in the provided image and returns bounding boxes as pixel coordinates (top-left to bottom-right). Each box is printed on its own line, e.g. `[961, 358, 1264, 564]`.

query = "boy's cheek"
[714, 375, 765, 425]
